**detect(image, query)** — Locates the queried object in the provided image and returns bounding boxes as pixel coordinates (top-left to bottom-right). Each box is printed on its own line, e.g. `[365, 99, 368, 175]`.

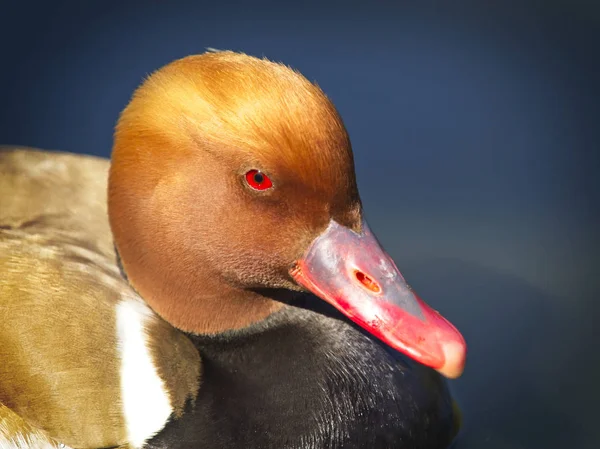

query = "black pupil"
[253, 172, 264, 184]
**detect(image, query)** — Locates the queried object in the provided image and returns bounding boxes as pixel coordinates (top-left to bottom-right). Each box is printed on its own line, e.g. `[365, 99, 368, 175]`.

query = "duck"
[0, 51, 467, 449]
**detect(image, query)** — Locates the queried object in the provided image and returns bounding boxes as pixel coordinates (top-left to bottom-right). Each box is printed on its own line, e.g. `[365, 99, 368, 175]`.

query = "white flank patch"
[116, 297, 173, 448]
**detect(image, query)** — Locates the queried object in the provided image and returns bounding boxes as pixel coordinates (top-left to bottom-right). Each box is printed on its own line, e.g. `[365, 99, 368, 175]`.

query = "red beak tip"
[436, 340, 467, 379]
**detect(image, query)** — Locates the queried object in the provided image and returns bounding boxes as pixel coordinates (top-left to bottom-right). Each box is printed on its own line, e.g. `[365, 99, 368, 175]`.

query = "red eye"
[245, 170, 273, 191]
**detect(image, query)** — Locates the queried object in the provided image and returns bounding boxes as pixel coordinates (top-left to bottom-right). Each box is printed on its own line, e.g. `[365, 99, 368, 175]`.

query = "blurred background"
[1, 1, 598, 447]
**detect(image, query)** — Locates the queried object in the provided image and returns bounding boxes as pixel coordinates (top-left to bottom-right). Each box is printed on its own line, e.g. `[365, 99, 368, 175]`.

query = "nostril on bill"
[354, 270, 382, 294]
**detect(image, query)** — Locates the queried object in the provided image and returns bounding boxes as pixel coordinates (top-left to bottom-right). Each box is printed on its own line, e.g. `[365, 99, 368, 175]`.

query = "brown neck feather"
[115, 247, 284, 335]
[155, 286, 284, 336]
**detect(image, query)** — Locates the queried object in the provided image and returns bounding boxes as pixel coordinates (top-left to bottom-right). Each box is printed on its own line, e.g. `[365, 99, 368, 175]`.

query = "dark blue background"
[2, 1, 598, 448]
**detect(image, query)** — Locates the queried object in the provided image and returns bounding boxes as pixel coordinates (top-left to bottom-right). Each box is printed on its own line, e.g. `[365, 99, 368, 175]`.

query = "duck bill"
[291, 219, 467, 379]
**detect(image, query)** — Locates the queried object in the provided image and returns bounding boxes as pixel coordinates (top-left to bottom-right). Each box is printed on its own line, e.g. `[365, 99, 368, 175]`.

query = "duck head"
[108, 51, 466, 378]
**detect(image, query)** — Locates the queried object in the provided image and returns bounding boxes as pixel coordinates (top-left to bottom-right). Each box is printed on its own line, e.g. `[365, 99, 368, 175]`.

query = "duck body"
[1, 147, 457, 449]
[1, 51, 466, 449]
